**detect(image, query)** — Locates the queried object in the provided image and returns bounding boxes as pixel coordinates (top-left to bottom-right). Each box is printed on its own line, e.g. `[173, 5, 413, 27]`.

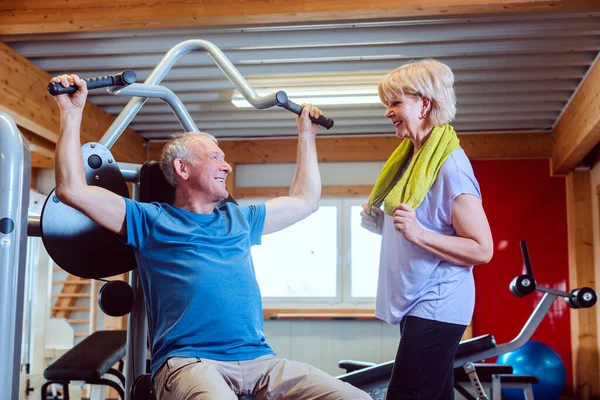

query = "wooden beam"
[552, 58, 600, 175]
[30, 153, 54, 169]
[221, 132, 554, 163]
[30, 167, 37, 191]
[459, 132, 554, 159]
[0, 41, 146, 164]
[19, 126, 55, 158]
[148, 132, 553, 163]
[227, 163, 237, 198]
[235, 185, 373, 198]
[584, 140, 600, 169]
[565, 171, 600, 399]
[19, 126, 56, 168]
[0, 0, 596, 35]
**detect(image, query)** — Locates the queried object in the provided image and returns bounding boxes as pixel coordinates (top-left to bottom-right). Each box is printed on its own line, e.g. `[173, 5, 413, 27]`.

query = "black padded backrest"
[140, 160, 175, 205]
[139, 160, 238, 207]
[44, 330, 127, 381]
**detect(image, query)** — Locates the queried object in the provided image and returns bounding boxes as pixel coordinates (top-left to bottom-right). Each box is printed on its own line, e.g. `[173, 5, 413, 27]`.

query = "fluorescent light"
[231, 87, 381, 108]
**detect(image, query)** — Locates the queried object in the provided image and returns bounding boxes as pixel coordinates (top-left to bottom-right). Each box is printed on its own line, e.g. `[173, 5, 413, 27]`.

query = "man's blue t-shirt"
[122, 198, 275, 376]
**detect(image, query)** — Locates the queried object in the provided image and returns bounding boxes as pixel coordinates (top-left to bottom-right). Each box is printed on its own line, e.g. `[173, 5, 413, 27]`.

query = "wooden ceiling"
[1, 0, 599, 174]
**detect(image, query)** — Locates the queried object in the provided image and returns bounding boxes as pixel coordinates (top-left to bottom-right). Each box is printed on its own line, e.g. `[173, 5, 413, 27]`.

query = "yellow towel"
[368, 124, 459, 215]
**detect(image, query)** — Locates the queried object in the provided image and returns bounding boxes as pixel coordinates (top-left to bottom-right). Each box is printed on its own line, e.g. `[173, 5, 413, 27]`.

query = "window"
[251, 205, 338, 298]
[349, 205, 381, 298]
[238, 197, 381, 306]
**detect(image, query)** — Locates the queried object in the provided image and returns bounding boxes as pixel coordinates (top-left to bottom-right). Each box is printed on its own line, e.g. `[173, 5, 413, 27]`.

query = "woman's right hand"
[360, 203, 384, 235]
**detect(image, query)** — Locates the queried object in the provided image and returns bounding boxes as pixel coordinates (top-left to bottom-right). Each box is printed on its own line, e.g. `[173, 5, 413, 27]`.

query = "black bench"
[41, 330, 127, 400]
[337, 334, 538, 399]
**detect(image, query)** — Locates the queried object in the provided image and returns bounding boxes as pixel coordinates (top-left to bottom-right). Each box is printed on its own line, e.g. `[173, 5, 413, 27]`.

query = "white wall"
[236, 161, 385, 187]
[265, 319, 399, 375]
[35, 168, 55, 195]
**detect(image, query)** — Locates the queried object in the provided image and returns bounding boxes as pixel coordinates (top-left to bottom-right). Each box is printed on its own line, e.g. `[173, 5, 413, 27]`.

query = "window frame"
[237, 196, 377, 309]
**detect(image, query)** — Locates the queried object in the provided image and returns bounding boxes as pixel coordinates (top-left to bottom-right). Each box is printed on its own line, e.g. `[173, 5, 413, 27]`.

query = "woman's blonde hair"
[378, 59, 456, 126]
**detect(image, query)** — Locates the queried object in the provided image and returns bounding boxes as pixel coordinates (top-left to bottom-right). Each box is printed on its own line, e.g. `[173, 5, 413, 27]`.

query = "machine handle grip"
[47, 69, 137, 96]
[519, 240, 535, 281]
[275, 91, 334, 129]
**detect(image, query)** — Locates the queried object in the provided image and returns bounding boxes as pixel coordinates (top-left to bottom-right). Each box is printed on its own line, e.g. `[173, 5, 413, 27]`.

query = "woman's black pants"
[387, 316, 467, 400]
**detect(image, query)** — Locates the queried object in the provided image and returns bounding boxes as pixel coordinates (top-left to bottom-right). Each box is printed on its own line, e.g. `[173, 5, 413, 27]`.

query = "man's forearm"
[54, 113, 87, 203]
[289, 134, 321, 210]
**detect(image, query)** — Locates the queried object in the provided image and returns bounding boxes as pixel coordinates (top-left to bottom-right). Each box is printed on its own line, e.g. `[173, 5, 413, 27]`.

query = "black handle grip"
[275, 91, 334, 130]
[47, 69, 137, 96]
[519, 240, 535, 281]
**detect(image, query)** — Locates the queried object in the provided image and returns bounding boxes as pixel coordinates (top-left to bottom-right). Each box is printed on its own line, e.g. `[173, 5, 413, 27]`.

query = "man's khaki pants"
[153, 354, 372, 400]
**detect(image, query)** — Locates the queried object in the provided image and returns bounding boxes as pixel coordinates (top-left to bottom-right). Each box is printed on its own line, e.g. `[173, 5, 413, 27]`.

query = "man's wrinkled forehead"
[193, 136, 224, 156]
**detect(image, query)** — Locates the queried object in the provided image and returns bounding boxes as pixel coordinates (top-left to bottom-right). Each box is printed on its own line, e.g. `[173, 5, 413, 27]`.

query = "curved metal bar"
[536, 285, 572, 298]
[117, 162, 142, 184]
[99, 96, 148, 150]
[142, 40, 278, 109]
[99, 39, 281, 149]
[453, 293, 556, 368]
[109, 84, 198, 133]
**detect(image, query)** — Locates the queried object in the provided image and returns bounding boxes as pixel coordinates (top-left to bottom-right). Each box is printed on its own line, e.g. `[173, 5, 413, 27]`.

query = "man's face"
[185, 138, 232, 203]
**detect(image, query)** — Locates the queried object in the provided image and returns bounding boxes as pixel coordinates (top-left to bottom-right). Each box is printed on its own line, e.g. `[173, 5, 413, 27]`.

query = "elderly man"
[51, 74, 371, 400]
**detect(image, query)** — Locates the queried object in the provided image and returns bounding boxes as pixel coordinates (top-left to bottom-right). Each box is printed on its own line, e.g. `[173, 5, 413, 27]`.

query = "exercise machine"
[337, 241, 597, 399]
[0, 39, 333, 400]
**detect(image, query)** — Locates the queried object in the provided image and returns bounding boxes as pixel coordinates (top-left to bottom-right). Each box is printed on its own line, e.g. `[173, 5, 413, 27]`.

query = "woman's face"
[383, 93, 427, 139]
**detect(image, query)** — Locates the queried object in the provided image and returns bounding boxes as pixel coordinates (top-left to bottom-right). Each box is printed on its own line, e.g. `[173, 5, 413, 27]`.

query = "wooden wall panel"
[566, 171, 600, 399]
[147, 132, 554, 163]
[0, 42, 146, 164]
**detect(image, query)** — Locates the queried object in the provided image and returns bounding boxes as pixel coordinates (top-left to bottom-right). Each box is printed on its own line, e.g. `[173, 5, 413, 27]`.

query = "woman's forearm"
[412, 229, 493, 266]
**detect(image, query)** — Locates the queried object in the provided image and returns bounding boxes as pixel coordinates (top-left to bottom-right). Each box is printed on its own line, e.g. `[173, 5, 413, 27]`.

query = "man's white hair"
[160, 131, 218, 187]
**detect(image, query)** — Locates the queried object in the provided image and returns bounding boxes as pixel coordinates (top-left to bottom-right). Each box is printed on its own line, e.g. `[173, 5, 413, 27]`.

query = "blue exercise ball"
[496, 340, 566, 400]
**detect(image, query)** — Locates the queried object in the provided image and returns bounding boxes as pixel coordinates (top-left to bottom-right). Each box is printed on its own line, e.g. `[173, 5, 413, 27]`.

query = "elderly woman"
[361, 59, 494, 400]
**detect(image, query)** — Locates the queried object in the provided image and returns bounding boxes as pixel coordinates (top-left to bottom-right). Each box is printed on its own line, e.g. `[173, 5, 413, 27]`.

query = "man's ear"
[173, 159, 189, 181]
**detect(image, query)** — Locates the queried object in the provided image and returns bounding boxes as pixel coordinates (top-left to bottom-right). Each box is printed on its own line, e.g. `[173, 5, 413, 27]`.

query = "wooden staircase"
[50, 270, 125, 399]
[51, 270, 92, 338]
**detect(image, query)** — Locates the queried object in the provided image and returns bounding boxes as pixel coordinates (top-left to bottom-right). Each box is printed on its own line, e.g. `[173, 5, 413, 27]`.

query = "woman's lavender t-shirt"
[375, 148, 481, 326]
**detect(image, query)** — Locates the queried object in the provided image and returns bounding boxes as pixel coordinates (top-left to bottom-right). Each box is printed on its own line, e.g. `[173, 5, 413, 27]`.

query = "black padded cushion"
[140, 160, 175, 205]
[337, 360, 394, 387]
[139, 160, 238, 207]
[44, 330, 127, 381]
[338, 360, 377, 373]
[494, 374, 539, 384]
[455, 334, 496, 359]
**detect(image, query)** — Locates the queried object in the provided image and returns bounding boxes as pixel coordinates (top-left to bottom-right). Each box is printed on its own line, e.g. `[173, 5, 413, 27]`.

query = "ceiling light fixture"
[231, 86, 382, 108]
